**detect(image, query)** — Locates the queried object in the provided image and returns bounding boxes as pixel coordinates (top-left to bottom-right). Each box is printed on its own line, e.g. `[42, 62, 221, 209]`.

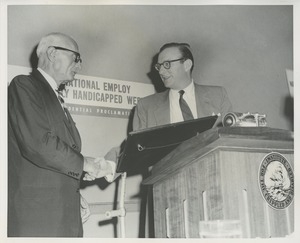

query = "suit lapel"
[195, 84, 213, 118]
[33, 70, 70, 124]
[64, 109, 82, 151]
[32, 70, 81, 151]
[153, 90, 170, 126]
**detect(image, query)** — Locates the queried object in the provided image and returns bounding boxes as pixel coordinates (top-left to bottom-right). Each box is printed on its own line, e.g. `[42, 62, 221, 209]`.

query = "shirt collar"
[183, 79, 195, 95]
[37, 67, 58, 92]
[169, 79, 195, 97]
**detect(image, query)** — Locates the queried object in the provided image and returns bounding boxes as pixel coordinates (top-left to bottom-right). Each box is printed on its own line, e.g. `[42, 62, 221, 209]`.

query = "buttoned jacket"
[8, 69, 84, 237]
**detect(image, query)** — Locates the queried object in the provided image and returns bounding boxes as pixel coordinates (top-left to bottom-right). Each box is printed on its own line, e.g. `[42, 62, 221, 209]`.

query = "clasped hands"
[83, 157, 113, 181]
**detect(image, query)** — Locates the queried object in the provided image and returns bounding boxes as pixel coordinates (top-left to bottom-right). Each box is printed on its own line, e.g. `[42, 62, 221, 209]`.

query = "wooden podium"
[143, 127, 294, 238]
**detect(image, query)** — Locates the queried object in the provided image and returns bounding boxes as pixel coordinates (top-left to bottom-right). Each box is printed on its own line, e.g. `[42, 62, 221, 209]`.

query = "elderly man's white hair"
[36, 32, 78, 68]
[36, 32, 77, 58]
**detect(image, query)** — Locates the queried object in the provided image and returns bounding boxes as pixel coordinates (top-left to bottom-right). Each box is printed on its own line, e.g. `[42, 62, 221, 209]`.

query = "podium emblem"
[258, 152, 294, 210]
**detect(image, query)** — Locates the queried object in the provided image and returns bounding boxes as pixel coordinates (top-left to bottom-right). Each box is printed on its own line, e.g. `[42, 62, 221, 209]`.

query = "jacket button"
[72, 144, 77, 149]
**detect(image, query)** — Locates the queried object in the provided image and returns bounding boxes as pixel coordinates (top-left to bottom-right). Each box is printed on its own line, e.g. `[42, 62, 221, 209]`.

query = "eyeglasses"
[154, 58, 185, 71]
[50, 46, 82, 63]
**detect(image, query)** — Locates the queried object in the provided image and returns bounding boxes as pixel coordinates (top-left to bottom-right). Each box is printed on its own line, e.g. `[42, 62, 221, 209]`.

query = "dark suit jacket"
[133, 83, 232, 130]
[8, 69, 84, 237]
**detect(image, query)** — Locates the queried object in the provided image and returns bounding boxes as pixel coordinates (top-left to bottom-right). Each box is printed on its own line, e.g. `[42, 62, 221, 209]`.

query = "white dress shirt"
[169, 80, 198, 123]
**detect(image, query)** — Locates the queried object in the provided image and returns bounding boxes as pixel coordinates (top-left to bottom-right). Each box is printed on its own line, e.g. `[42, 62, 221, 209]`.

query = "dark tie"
[179, 90, 194, 121]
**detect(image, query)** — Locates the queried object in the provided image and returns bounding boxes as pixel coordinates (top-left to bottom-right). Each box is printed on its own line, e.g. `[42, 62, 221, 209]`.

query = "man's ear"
[46, 46, 56, 62]
[184, 59, 193, 72]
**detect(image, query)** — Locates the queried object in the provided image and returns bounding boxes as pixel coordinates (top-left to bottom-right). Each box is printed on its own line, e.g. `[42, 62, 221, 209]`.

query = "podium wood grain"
[144, 127, 294, 238]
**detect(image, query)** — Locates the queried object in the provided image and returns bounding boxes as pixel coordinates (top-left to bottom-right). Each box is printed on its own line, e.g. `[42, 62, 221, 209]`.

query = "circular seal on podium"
[258, 152, 294, 210]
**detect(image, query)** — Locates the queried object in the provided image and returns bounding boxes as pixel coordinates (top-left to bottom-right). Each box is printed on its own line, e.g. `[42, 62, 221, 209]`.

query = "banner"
[64, 74, 155, 118]
[8, 65, 155, 118]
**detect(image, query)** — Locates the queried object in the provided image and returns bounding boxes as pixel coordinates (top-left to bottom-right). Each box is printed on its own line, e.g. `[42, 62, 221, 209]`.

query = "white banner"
[8, 65, 155, 118]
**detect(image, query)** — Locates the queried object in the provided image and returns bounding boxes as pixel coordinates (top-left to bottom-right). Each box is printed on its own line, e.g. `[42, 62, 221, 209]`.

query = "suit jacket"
[8, 69, 84, 237]
[133, 83, 232, 130]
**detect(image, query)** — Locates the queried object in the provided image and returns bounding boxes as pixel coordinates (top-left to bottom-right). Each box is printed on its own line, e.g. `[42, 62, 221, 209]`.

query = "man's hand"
[83, 157, 113, 181]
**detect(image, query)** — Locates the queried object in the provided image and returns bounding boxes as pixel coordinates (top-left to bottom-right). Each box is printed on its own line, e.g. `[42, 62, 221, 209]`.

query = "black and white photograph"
[0, 0, 299, 242]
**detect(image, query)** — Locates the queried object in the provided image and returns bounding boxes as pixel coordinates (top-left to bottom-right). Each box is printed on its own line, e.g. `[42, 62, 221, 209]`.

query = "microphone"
[222, 112, 267, 127]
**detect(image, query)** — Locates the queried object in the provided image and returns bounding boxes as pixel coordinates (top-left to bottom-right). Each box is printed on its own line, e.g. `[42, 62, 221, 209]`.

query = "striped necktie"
[56, 89, 65, 105]
[179, 90, 194, 121]
[55, 89, 68, 119]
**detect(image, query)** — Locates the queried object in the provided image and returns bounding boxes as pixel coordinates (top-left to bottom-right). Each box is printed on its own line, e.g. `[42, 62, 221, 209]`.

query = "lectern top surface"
[116, 115, 218, 173]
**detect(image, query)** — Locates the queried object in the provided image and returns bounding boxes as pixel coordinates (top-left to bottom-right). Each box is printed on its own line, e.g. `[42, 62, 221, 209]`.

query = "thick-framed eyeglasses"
[154, 58, 185, 71]
[50, 46, 82, 63]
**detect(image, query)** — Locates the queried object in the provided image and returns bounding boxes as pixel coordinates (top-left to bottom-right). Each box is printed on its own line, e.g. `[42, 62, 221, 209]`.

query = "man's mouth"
[161, 75, 170, 81]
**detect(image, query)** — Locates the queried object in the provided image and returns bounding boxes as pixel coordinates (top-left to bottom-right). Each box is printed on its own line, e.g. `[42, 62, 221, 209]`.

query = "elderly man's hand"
[83, 157, 113, 181]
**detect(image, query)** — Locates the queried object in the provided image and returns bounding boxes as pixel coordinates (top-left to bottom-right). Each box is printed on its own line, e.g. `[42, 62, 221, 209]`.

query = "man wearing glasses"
[133, 42, 232, 130]
[8, 32, 117, 237]
[130, 42, 233, 237]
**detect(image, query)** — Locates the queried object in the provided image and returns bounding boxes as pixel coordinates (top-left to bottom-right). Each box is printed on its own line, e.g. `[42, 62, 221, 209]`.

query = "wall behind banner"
[7, 5, 293, 237]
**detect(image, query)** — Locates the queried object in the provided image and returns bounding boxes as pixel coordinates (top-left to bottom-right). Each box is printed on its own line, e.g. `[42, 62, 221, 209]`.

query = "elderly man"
[8, 32, 115, 237]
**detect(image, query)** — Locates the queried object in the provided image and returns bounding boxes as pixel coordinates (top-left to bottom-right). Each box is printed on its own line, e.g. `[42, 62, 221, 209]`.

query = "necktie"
[179, 90, 194, 121]
[55, 89, 68, 119]
[56, 89, 65, 105]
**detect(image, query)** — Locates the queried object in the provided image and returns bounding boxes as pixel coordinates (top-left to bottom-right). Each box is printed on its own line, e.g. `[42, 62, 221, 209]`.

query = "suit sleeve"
[8, 76, 84, 179]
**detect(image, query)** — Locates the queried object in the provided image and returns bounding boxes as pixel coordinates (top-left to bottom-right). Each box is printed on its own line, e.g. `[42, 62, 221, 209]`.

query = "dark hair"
[159, 42, 194, 72]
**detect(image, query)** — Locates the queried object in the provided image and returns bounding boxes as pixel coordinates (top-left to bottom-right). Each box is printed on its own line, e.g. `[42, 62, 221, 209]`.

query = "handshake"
[83, 156, 116, 181]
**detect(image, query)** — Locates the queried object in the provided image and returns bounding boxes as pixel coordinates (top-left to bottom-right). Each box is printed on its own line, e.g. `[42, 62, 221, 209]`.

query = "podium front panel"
[151, 148, 294, 238]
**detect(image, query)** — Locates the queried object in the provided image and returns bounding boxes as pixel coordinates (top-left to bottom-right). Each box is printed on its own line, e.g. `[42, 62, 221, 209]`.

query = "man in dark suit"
[133, 42, 232, 130]
[8, 32, 115, 237]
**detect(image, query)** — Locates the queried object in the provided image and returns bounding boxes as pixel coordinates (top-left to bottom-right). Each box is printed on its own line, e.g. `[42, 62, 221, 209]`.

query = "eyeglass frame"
[154, 57, 186, 71]
[49, 46, 82, 63]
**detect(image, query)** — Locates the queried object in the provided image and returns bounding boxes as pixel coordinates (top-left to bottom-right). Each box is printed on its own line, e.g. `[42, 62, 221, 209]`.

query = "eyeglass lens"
[155, 62, 169, 71]
[155, 58, 184, 71]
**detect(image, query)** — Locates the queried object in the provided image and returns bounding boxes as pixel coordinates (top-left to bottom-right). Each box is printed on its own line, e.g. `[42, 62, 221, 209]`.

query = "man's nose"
[75, 62, 82, 70]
